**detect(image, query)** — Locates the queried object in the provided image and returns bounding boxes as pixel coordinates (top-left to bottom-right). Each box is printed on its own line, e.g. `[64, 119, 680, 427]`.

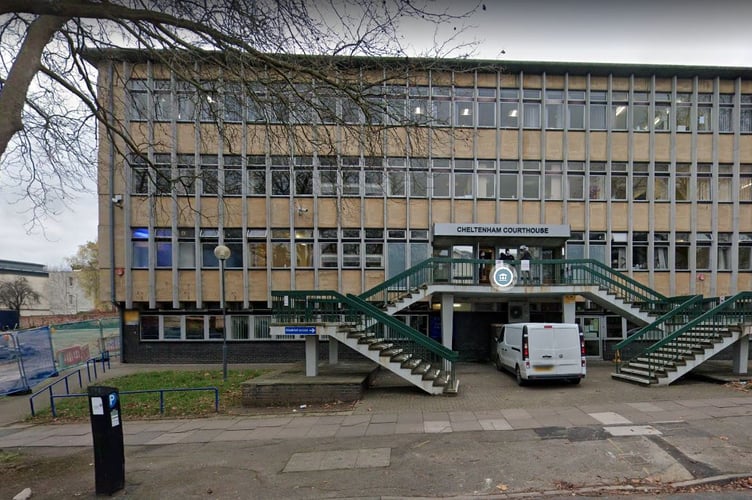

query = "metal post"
[214, 244, 231, 381]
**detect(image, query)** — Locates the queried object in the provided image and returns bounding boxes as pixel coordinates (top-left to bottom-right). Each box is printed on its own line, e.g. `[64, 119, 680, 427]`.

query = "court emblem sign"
[490, 262, 516, 291]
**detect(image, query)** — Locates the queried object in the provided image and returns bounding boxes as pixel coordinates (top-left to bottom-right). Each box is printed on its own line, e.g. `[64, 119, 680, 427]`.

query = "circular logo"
[490, 263, 516, 291]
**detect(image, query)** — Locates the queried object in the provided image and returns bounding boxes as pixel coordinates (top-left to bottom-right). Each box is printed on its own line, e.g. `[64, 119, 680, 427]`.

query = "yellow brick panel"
[696, 135, 713, 163]
[454, 72, 473, 87]
[588, 203, 607, 228]
[522, 131, 541, 159]
[431, 129, 452, 157]
[612, 78, 629, 91]
[568, 76, 586, 90]
[409, 199, 429, 227]
[546, 75, 564, 89]
[545, 131, 564, 159]
[696, 204, 713, 231]
[270, 199, 291, 226]
[633, 78, 650, 91]
[132, 271, 149, 302]
[719, 80, 735, 93]
[386, 199, 407, 226]
[476, 201, 496, 223]
[476, 129, 496, 156]
[589, 132, 607, 160]
[718, 136, 735, 163]
[610, 203, 629, 230]
[675, 135, 692, 163]
[631, 204, 650, 228]
[454, 200, 473, 223]
[365, 270, 386, 290]
[740, 136, 752, 160]
[318, 270, 338, 290]
[341, 271, 362, 294]
[225, 271, 244, 302]
[653, 203, 671, 231]
[675, 204, 692, 231]
[248, 199, 267, 226]
[741, 210, 752, 232]
[521, 202, 540, 223]
[340, 199, 362, 227]
[249, 271, 267, 300]
[566, 202, 585, 227]
[676, 79, 693, 92]
[544, 202, 563, 224]
[633, 134, 651, 162]
[294, 271, 315, 290]
[178, 271, 196, 301]
[223, 199, 244, 227]
[590, 76, 608, 90]
[271, 270, 291, 290]
[567, 133, 585, 160]
[477, 72, 497, 87]
[611, 133, 628, 158]
[317, 199, 338, 226]
[364, 199, 385, 227]
[500, 74, 518, 87]
[697, 79, 714, 93]
[431, 200, 452, 223]
[522, 74, 541, 88]
[500, 130, 519, 159]
[717, 205, 734, 232]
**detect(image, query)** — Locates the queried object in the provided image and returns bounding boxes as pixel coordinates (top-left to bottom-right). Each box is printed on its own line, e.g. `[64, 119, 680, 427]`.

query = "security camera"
[112, 195, 123, 204]
[297, 206, 309, 215]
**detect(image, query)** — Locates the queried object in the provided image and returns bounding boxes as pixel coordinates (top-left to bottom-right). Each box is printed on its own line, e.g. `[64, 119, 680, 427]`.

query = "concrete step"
[611, 371, 654, 385]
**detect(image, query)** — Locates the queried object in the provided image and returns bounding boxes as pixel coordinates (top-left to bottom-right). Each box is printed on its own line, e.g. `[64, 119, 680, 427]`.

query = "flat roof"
[81, 48, 752, 80]
[0, 260, 48, 277]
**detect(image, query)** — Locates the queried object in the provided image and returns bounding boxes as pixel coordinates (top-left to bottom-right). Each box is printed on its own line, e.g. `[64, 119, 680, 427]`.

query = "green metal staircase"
[272, 290, 459, 395]
[273, 258, 751, 392]
[612, 292, 752, 385]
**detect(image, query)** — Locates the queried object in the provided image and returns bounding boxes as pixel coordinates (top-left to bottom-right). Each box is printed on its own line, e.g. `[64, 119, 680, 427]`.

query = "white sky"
[1, 0, 752, 268]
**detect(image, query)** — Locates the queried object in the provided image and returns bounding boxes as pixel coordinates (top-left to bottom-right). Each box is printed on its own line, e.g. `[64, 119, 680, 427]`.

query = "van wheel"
[515, 366, 526, 386]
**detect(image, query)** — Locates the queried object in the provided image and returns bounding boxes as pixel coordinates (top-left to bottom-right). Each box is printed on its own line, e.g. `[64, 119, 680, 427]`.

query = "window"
[567, 162, 584, 199]
[718, 233, 732, 271]
[271, 157, 290, 196]
[342, 164, 360, 196]
[719, 164, 733, 202]
[697, 163, 712, 201]
[522, 161, 540, 199]
[654, 232, 669, 270]
[128, 79, 149, 121]
[632, 92, 649, 131]
[500, 89, 519, 128]
[632, 163, 648, 201]
[175, 154, 196, 195]
[588, 231, 607, 265]
[295, 229, 314, 268]
[675, 232, 691, 270]
[499, 161, 518, 199]
[477, 87, 496, 127]
[132, 227, 149, 268]
[130, 155, 149, 195]
[719, 94, 734, 132]
[154, 154, 171, 195]
[545, 90, 564, 129]
[697, 93, 712, 132]
[294, 157, 314, 195]
[454, 170, 473, 198]
[163, 316, 181, 340]
[610, 163, 627, 200]
[319, 161, 338, 195]
[454, 87, 474, 127]
[223, 229, 244, 268]
[432, 160, 450, 197]
[523, 89, 541, 128]
[385, 85, 407, 125]
[223, 83, 244, 123]
[247, 155, 266, 195]
[409, 86, 430, 125]
[696, 232, 712, 270]
[409, 168, 428, 198]
[654, 163, 670, 201]
[544, 162, 563, 200]
[675, 163, 690, 201]
[567, 90, 585, 129]
[742, 95, 752, 133]
[201, 155, 219, 195]
[271, 229, 291, 268]
[588, 162, 606, 200]
[155, 228, 172, 268]
[611, 232, 627, 270]
[365, 230, 384, 268]
[740, 234, 752, 270]
[741, 165, 752, 202]
[319, 229, 338, 268]
[153, 80, 172, 121]
[247, 229, 267, 268]
[200, 228, 220, 268]
[632, 232, 648, 270]
[654, 92, 671, 131]
[388, 170, 406, 197]
[223, 155, 243, 196]
[140, 315, 159, 340]
[676, 93, 691, 132]
[178, 227, 196, 269]
[477, 171, 496, 198]
[589, 91, 607, 130]
[431, 86, 451, 126]
[610, 91, 628, 130]
[365, 170, 384, 197]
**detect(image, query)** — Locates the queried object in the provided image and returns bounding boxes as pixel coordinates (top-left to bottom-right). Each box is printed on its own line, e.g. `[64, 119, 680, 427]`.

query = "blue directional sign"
[490, 263, 516, 290]
[284, 326, 317, 335]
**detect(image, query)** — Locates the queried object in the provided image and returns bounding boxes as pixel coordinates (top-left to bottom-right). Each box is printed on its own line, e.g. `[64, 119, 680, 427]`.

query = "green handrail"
[271, 290, 458, 362]
[639, 291, 752, 379]
[359, 257, 667, 310]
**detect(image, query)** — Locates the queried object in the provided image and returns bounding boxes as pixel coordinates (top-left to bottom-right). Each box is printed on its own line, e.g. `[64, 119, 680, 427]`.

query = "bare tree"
[0, 0, 479, 226]
[0, 276, 41, 315]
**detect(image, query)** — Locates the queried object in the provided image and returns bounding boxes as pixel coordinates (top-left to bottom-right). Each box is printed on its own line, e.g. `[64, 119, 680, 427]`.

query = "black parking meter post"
[87, 385, 124, 495]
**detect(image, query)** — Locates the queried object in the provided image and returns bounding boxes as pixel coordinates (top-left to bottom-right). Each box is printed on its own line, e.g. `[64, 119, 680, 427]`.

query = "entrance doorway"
[578, 316, 604, 357]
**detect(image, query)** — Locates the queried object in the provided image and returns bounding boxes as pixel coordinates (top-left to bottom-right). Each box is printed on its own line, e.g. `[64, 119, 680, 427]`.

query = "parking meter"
[87, 385, 124, 495]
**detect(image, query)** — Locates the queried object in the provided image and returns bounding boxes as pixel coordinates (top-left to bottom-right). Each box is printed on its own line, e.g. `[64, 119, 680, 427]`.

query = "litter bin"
[88, 385, 124, 495]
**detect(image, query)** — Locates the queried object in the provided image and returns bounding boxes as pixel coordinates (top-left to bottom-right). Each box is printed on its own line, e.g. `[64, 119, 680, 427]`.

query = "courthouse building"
[84, 49, 752, 363]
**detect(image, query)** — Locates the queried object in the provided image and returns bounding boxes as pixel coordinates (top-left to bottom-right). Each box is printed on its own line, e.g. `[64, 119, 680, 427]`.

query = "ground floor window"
[138, 314, 281, 341]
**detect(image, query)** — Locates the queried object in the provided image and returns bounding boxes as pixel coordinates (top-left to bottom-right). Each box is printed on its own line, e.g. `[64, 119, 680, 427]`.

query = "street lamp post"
[213, 244, 231, 381]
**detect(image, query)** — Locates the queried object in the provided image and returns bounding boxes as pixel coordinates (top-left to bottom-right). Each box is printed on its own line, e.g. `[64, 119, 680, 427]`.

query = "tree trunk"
[0, 15, 68, 160]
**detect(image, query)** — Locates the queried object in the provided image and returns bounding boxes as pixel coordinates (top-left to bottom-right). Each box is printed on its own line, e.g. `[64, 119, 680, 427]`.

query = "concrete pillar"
[441, 293, 454, 350]
[305, 336, 319, 376]
[328, 338, 339, 365]
[732, 335, 749, 375]
[562, 295, 576, 323]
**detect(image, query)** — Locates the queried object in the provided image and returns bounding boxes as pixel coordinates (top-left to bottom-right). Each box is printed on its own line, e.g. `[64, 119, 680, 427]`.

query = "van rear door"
[527, 324, 582, 376]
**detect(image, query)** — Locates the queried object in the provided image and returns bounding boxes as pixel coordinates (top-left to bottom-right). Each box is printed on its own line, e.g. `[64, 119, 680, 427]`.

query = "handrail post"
[160, 390, 165, 414]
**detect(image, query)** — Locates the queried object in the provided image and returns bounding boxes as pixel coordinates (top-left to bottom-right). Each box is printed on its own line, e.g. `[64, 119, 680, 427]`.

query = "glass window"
[128, 79, 149, 121]
[632, 163, 649, 201]
[588, 162, 606, 200]
[271, 241, 290, 268]
[500, 89, 519, 128]
[185, 316, 205, 340]
[454, 172, 473, 198]
[567, 162, 584, 199]
[719, 94, 733, 132]
[741, 165, 752, 202]
[676, 93, 691, 132]
[697, 93, 712, 132]
[545, 91, 564, 129]
[544, 162, 562, 200]
[388, 171, 406, 196]
[163, 316, 181, 340]
[523, 90, 541, 128]
[610, 163, 627, 200]
[589, 91, 607, 130]
[477, 100, 496, 127]
[477, 173, 495, 198]
[140, 315, 159, 340]
[320, 242, 338, 268]
[741, 95, 752, 132]
[432, 171, 450, 197]
[654, 92, 671, 131]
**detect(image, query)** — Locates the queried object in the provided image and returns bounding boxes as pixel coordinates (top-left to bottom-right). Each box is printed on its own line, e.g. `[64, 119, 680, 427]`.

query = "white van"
[495, 323, 586, 385]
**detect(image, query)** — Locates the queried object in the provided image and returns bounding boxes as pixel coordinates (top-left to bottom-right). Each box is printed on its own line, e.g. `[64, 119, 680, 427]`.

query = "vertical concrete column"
[328, 338, 339, 365]
[562, 295, 576, 323]
[305, 336, 319, 376]
[732, 334, 749, 375]
[441, 293, 454, 350]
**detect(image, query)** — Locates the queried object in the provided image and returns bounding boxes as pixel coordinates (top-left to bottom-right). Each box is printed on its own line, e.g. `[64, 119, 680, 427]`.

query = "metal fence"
[49, 317, 120, 371]
[0, 327, 57, 396]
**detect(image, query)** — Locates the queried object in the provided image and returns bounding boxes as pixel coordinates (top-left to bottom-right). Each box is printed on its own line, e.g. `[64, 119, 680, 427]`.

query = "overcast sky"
[2, 0, 752, 268]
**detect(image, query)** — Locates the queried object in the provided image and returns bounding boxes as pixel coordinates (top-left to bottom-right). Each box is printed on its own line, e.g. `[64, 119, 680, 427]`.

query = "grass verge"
[29, 369, 263, 423]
